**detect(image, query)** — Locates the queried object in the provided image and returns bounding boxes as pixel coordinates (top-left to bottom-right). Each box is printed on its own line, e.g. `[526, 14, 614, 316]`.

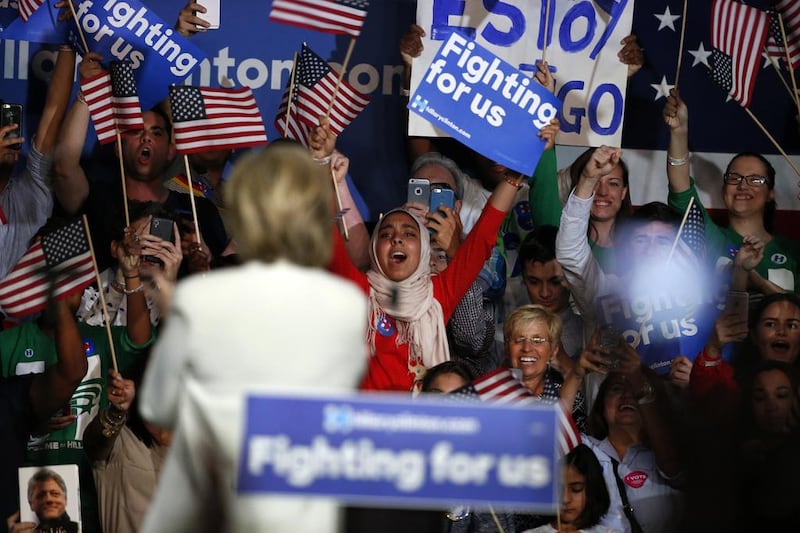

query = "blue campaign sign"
[237, 393, 559, 512]
[68, 0, 206, 109]
[408, 31, 561, 176]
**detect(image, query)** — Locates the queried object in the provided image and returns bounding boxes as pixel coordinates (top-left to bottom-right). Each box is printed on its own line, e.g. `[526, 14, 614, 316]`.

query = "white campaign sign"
[409, 0, 634, 147]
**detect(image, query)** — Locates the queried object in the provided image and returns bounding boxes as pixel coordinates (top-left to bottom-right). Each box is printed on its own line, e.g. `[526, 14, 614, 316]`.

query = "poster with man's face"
[18, 465, 81, 532]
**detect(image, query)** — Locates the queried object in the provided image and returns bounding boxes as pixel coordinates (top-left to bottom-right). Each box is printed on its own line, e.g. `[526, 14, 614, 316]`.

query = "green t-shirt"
[668, 180, 800, 292]
[1, 321, 153, 532]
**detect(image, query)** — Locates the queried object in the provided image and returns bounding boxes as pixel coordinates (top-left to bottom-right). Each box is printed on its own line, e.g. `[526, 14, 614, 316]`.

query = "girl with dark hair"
[563, 147, 633, 274]
[664, 89, 800, 296]
[524, 444, 619, 533]
[420, 360, 474, 393]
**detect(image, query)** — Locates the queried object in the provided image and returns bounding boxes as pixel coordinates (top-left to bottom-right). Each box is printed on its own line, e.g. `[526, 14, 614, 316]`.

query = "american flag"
[0, 220, 95, 318]
[110, 61, 144, 130]
[765, 0, 800, 70]
[283, 44, 370, 136]
[81, 71, 117, 145]
[269, 0, 369, 38]
[678, 199, 706, 261]
[709, 0, 770, 107]
[275, 96, 311, 146]
[169, 85, 268, 154]
[449, 368, 581, 455]
[80, 61, 144, 145]
[17, 0, 45, 21]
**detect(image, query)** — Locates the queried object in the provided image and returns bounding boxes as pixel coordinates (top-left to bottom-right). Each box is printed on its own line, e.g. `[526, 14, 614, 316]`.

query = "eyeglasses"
[723, 172, 769, 187]
[512, 336, 549, 346]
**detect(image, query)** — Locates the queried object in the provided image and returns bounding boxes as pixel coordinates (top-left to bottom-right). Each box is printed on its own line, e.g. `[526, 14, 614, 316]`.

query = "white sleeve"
[555, 191, 609, 330]
[139, 288, 193, 430]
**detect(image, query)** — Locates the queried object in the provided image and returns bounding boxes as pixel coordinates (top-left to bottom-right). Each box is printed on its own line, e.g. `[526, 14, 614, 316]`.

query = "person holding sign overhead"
[328, 119, 560, 392]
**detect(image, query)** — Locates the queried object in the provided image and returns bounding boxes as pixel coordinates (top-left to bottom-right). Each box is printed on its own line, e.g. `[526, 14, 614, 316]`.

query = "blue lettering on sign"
[559, 1, 597, 53]
[431, 0, 476, 41]
[588, 83, 623, 135]
[557, 80, 586, 134]
[590, 0, 628, 60]
[480, 0, 525, 47]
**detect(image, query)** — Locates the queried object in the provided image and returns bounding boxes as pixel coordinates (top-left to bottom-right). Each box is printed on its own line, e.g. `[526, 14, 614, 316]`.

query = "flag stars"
[650, 75, 675, 101]
[688, 42, 712, 68]
[654, 6, 681, 32]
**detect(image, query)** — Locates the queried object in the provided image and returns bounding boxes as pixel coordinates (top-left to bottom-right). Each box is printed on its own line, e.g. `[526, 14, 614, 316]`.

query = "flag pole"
[487, 505, 506, 533]
[674, 0, 689, 87]
[330, 166, 349, 241]
[742, 106, 800, 178]
[116, 131, 130, 227]
[284, 51, 299, 135]
[81, 215, 119, 373]
[541, 0, 551, 63]
[767, 55, 798, 102]
[66, 0, 90, 54]
[326, 38, 357, 118]
[182, 155, 203, 244]
[778, 13, 800, 117]
[667, 196, 695, 264]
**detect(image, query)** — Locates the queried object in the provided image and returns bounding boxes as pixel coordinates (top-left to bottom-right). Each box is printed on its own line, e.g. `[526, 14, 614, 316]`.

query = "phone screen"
[1, 103, 23, 142]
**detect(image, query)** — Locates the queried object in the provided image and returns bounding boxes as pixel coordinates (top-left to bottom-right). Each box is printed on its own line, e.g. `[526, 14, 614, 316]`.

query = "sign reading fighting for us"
[409, 0, 634, 147]
[3, 0, 205, 110]
[238, 393, 559, 511]
[408, 32, 560, 175]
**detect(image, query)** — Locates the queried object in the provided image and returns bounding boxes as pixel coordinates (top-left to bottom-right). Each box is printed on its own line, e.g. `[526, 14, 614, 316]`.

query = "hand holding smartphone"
[1, 103, 23, 144]
[196, 0, 220, 29]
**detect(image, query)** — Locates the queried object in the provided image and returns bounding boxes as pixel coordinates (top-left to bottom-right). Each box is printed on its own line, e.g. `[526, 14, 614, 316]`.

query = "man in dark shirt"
[53, 52, 229, 271]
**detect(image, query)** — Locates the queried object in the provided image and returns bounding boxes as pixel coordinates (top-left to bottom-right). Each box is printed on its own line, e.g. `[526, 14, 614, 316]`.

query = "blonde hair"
[225, 144, 333, 266]
[503, 304, 563, 352]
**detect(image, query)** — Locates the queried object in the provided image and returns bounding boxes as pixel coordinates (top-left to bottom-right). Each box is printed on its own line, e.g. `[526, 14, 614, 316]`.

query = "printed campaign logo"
[771, 253, 788, 265]
[409, 31, 561, 176]
[411, 95, 429, 113]
[24, 348, 34, 359]
[323, 404, 354, 434]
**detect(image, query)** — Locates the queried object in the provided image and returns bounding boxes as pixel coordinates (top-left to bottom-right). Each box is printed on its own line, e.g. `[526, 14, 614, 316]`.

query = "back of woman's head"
[421, 360, 474, 392]
[565, 444, 611, 529]
[225, 144, 333, 267]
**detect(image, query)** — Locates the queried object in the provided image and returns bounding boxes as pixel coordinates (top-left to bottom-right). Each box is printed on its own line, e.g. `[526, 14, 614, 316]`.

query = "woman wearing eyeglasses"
[664, 88, 800, 295]
[504, 304, 586, 430]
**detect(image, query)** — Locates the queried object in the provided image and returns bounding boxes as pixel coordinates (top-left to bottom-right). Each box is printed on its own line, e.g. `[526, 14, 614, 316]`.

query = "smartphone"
[407, 178, 430, 207]
[144, 217, 175, 265]
[725, 290, 749, 322]
[196, 0, 220, 29]
[599, 325, 622, 369]
[430, 187, 455, 214]
[0, 103, 23, 143]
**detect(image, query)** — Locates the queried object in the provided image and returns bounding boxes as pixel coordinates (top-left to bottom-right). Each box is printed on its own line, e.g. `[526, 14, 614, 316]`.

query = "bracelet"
[123, 272, 140, 279]
[122, 284, 144, 295]
[100, 407, 127, 437]
[505, 178, 524, 189]
[667, 153, 690, 166]
[312, 155, 331, 166]
[58, 44, 74, 52]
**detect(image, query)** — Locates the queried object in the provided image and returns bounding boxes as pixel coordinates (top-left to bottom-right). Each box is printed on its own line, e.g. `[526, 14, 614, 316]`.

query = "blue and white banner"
[409, 31, 560, 175]
[409, 0, 634, 148]
[238, 393, 559, 511]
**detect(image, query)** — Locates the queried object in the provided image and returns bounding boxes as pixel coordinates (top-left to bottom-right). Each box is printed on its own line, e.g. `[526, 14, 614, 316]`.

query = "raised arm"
[400, 24, 437, 160]
[53, 52, 105, 214]
[118, 224, 153, 346]
[28, 296, 86, 422]
[34, 45, 76, 155]
[663, 88, 690, 193]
